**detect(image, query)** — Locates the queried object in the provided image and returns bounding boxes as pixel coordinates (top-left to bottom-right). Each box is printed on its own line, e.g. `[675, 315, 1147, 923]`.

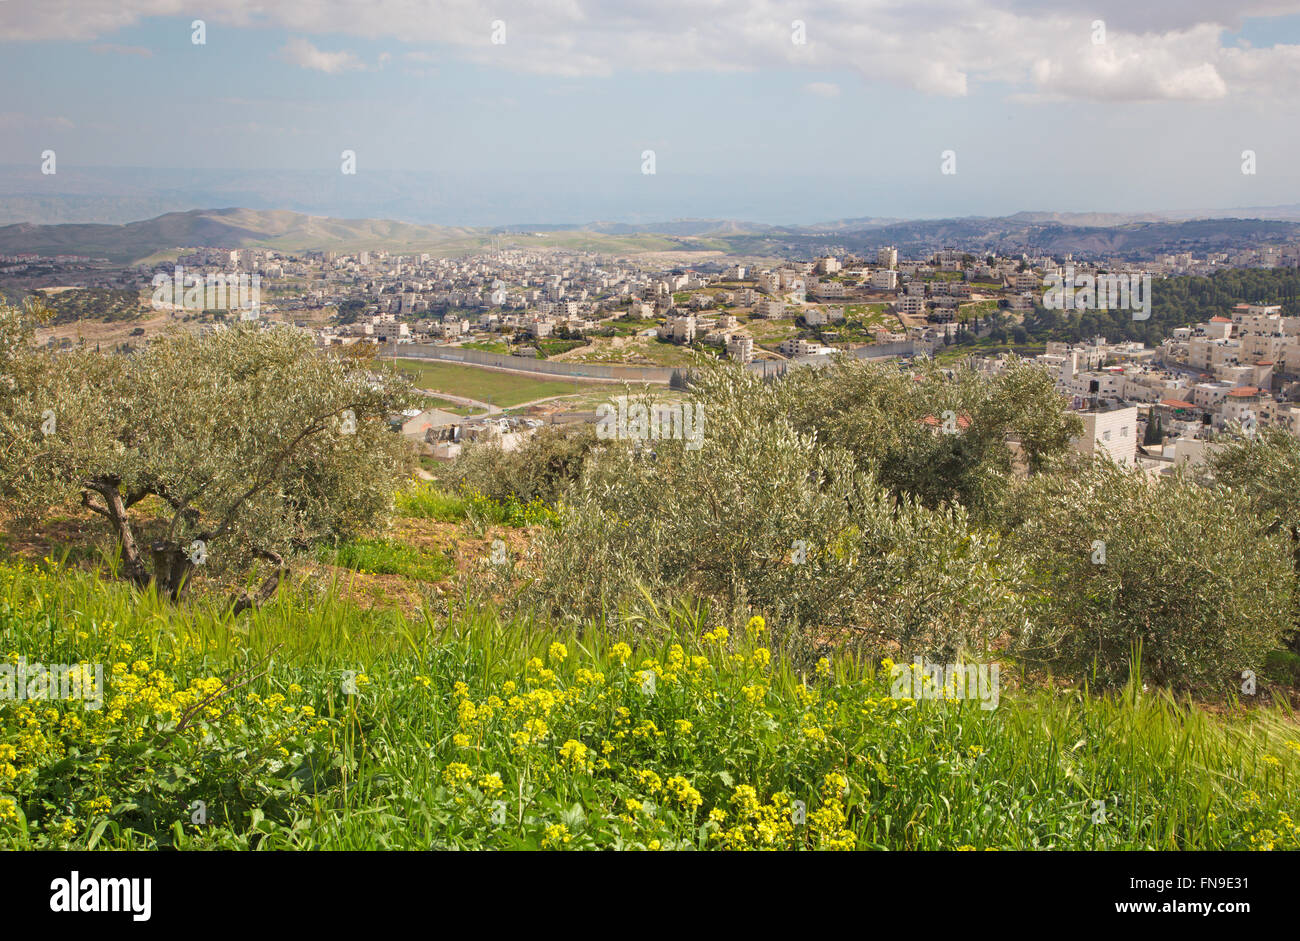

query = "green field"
[388, 358, 595, 407]
[460, 340, 512, 355]
[561, 337, 712, 367]
[419, 394, 484, 416]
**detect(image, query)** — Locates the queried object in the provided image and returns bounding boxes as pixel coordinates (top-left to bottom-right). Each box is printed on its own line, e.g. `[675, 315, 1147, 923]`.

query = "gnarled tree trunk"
[150, 540, 196, 602]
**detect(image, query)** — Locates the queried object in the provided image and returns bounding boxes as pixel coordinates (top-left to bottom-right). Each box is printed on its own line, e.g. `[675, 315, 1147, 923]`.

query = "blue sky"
[4, 1, 1300, 225]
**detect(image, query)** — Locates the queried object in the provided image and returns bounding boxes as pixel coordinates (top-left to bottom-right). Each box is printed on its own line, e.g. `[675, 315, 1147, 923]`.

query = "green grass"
[395, 485, 471, 522]
[317, 537, 453, 582]
[460, 341, 512, 355]
[395, 483, 557, 529]
[1, 556, 1297, 850]
[417, 394, 483, 416]
[387, 358, 591, 407]
[933, 342, 1047, 365]
[563, 337, 709, 367]
[535, 338, 588, 358]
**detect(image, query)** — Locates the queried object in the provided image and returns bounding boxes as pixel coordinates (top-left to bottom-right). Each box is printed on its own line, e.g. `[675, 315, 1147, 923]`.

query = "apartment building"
[803, 305, 845, 326]
[778, 337, 835, 357]
[663, 314, 697, 344]
[1014, 270, 1040, 291]
[1071, 403, 1139, 466]
[525, 317, 554, 338]
[812, 280, 846, 299]
[1220, 386, 1263, 427]
[725, 332, 754, 363]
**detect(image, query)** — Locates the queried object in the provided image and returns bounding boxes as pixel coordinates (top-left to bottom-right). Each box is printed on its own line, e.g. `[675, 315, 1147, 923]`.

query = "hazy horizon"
[7, 163, 1300, 231]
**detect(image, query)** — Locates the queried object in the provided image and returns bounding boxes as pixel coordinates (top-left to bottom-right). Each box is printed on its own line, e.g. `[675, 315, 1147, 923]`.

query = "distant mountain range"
[3, 207, 1300, 266]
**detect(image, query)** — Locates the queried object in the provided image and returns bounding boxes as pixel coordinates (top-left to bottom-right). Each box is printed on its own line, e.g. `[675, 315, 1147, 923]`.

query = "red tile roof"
[1210, 316, 1233, 322]
[1228, 386, 1260, 397]
[920, 413, 972, 429]
[1160, 399, 1197, 409]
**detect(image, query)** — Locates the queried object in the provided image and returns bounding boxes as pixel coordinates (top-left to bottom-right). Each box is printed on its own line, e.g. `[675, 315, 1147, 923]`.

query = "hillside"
[7, 207, 1300, 265]
[0, 208, 485, 265]
[2, 484, 1298, 851]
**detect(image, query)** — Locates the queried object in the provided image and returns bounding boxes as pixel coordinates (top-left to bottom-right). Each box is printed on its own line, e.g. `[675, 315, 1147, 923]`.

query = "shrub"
[1006, 460, 1294, 691]
[523, 374, 1026, 663]
[446, 423, 596, 505]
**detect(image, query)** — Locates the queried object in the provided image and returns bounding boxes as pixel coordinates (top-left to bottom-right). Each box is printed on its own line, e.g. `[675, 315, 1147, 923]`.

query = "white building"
[1071, 404, 1138, 466]
[663, 314, 697, 344]
[871, 269, 899, 291]
[725, 332, 754, 363]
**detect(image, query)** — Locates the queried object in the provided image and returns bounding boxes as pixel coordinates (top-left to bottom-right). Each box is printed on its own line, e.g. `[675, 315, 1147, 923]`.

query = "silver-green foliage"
[526, 364, 1027, 661]
[0, 305, 416, 602]
[1007, 458, 1293, 691]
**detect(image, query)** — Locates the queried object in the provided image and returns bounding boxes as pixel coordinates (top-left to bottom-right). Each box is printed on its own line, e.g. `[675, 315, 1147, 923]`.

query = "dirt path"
[418, 389, 500, 414]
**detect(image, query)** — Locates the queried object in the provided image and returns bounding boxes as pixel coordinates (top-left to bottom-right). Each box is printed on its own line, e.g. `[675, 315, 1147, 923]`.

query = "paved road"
[419, 389, 499, 414]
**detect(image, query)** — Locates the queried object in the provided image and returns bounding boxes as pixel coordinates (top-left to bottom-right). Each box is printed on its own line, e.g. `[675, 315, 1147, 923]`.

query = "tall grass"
[395, 481, 558, 529]
[1, 558, 1296, 850]
[317, 537, 454, 582]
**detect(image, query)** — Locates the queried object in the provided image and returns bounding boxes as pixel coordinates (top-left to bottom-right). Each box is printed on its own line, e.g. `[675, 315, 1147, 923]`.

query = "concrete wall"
[390, 343, 679, 383]
[387, 338, 916, 385]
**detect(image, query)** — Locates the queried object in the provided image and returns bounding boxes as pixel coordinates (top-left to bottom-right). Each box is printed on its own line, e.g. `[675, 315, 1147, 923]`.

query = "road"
[419, 389, 595, 416]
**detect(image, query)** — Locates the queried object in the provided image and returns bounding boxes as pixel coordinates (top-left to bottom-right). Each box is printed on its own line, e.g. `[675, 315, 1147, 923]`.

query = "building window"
[1103, 430, 1111, 441]
[1121, 426, 1128, 437]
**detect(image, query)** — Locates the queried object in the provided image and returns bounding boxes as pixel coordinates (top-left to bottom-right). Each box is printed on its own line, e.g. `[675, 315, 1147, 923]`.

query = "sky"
[4, 1, 1300, 226]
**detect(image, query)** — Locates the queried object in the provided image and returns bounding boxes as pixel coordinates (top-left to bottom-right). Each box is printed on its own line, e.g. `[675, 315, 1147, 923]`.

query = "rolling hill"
[4, 206, 1300, 265]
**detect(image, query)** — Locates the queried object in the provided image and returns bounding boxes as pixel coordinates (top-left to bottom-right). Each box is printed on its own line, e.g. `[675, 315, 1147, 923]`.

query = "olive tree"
[1, 306, 417, 606]
[447, 423, 598, 504]
[773, 356, 1082, 518]
[525, 365, 1028, 662]
[1206, 425, 1300, 541]
[1006, 459, 1294, 691]
[1207, 425, 1300, 652]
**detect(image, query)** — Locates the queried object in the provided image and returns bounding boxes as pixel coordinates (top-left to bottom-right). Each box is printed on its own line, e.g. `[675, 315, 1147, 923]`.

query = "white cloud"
[1019, 23, 1237, 102]
[278, 36, 365, 74]
[3, 1, 1300, 102]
